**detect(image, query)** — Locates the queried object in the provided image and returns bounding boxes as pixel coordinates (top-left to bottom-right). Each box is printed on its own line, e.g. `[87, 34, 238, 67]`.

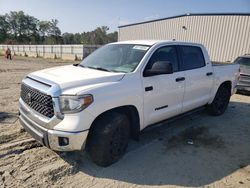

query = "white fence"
[0, 44, 101, 60]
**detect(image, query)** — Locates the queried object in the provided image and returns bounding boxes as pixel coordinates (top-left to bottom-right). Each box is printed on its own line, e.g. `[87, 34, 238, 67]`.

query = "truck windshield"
[80, 44, 150, 73]
[235, 57, 250, 66]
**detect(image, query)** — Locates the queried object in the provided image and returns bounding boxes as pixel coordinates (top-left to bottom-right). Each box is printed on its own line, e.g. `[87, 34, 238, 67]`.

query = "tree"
[49, 19, 61, 36]
[74, 33, 82, 44]
[38, 19, 62, 44]
[38, 21, 51, 43]
[6, 11, 21, 42]
[24, 15, 40, 44]
[0, 11, 118, 45]
[66, 26, 118, 45]
[62, 32, 75, 44]
[107, 31, 118, 43]
[92, 26, 109, 44]
[0, 15, 9, 43]
[5, 11, 40, 44]
[44, 19, 62, 44]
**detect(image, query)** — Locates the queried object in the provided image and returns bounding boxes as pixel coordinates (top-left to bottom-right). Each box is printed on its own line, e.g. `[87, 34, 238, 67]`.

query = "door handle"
[176, 77, 185, 82]
[145, 86, 153, 92]
[206, 72, 213, 76]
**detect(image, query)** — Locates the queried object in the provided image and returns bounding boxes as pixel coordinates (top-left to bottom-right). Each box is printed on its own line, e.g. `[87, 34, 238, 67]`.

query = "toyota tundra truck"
[19, 40, 240, 166]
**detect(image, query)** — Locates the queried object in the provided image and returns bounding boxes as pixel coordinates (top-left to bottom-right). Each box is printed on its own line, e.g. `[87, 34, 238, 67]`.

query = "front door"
[142, 45, 185, 128]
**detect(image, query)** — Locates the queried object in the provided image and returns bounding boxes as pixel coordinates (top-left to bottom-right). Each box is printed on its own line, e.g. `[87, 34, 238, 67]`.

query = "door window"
[145, 46, 179, 73]
[180, 46, 205, 71]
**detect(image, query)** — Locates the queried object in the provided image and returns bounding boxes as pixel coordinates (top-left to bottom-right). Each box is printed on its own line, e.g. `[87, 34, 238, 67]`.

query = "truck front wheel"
[207, 85, 231, 116]
[87, 112, 130, 167]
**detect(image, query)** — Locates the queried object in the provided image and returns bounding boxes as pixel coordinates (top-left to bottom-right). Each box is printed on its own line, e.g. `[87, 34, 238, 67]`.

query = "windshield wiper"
[78, 64, 86, 68]
[78, 64, 113, 72]
[93, 67, 112, 72]
[86, 66, 112, 72]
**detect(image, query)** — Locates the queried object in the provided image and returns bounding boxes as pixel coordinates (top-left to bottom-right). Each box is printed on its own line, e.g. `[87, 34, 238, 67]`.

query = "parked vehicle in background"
[234, 55, 250, 93]
[19, 40, 240, 167]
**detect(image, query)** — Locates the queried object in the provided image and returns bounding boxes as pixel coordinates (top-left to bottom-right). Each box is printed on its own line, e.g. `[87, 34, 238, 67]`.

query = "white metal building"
[118, 13, 250, 62]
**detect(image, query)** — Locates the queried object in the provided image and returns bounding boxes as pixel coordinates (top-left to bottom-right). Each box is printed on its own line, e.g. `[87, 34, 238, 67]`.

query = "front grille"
[21, 84, 54, 118]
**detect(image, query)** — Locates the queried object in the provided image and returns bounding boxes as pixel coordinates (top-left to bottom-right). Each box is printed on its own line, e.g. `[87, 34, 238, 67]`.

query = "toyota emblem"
[26, 93, 32, 105]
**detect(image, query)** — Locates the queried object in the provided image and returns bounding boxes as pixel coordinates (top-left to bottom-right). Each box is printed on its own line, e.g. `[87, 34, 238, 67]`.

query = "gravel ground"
[0, 56, 250, 188]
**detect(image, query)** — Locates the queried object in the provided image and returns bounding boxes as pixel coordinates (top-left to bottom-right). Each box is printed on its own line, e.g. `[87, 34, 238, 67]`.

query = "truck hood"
[28, 65, 125, 92]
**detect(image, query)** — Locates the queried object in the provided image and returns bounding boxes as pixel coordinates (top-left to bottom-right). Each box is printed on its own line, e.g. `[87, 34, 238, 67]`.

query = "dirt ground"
[0, 56, 250, 188]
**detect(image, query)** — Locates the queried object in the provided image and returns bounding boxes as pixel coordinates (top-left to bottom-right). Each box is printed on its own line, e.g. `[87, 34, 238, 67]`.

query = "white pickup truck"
[19, 40, 240, 166]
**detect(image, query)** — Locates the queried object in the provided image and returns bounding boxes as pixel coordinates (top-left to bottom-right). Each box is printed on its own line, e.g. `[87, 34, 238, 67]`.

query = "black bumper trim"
[19, 115, 50, 148]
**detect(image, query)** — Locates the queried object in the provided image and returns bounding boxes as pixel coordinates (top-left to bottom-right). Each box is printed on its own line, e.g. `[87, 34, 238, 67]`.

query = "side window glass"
[180, 46, 205, 70]
[146, 46, 179, 72]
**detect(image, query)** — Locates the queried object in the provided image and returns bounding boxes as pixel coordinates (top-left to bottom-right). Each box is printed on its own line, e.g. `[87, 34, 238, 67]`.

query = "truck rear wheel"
[207, 85, 231, 116]
[87, 112, 130, 167]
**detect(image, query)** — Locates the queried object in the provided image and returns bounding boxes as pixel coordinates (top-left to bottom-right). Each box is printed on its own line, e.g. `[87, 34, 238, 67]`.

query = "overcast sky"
[0, 0, 249, 33]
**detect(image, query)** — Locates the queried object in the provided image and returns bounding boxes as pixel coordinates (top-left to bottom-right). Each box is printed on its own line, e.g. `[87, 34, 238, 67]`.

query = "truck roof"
[115, 40, 162, 46]
[115, 40, 203, 47]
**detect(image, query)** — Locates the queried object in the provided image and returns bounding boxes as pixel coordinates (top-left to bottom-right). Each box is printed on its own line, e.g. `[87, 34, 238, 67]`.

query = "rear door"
[179, 45, 213, 113]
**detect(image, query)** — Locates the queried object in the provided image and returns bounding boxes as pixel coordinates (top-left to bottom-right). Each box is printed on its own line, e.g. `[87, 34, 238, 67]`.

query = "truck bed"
[212, 61, 239, 94]
[212, 61, 237, 66]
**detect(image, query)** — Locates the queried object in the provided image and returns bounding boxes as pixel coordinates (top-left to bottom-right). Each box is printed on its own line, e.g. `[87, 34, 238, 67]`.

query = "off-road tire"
[87, 112, 130, 167]
[207, 86, 231, 116]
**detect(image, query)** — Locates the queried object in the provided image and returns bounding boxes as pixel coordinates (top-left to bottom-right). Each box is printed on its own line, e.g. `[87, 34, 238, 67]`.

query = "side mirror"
[144, 61, 173, 77]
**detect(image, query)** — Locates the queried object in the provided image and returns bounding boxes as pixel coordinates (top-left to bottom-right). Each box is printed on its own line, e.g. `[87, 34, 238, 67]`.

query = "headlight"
[59, 94, 93, 114]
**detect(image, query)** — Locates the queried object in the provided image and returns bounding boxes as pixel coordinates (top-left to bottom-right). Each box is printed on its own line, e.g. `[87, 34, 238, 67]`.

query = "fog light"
[58, 137, 69, 146]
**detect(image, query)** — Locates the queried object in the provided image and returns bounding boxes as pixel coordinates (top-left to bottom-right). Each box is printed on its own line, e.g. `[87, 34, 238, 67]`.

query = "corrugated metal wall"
[119, 15, 250, 62]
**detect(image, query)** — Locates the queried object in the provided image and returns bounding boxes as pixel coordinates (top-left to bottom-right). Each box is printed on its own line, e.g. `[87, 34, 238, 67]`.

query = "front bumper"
[236, 85, 250, 92]
[237, 73, 250, 92]
[19, 99, 89, 151]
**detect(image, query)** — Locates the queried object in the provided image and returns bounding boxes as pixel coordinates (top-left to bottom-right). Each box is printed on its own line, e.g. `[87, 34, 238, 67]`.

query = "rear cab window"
[179, 45, 206, 71]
